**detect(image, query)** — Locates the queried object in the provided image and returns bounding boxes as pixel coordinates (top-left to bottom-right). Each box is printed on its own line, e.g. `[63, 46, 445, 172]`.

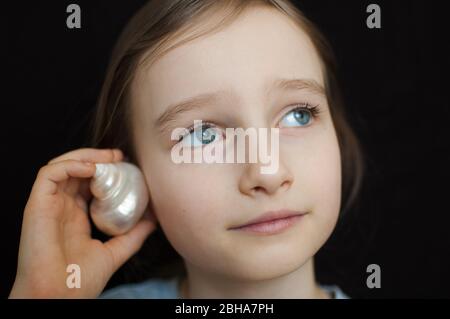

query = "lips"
[229, 209, 307, 230]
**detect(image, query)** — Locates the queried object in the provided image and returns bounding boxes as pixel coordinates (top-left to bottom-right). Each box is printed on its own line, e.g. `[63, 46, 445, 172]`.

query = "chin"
[222, 248, 313, 282]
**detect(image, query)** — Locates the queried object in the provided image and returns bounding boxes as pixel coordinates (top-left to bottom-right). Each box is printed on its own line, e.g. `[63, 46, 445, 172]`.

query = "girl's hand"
[9, 148, 157, 298]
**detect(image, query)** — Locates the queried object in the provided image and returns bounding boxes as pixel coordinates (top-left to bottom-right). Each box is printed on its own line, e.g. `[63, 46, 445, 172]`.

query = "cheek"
[144, 160, 229, 256]
[284, 125, 342, 246]
[305, 129, 342, 234]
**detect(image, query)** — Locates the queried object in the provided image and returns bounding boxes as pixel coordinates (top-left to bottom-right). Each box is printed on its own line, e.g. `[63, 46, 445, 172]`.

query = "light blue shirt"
[100, 276, 349, 299]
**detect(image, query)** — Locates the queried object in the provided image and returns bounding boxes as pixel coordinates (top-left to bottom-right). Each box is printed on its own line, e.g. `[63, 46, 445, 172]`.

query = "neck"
[179, 258, 330, 299]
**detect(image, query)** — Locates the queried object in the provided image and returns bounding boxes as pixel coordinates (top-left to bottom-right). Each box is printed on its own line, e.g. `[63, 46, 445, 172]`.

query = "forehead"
[132, 6, 324, 120]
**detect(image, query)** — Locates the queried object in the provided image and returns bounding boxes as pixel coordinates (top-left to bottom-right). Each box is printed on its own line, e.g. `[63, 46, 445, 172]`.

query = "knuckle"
[47, 157, 59, 165]
[47, 148, 91, 164]
[37, 165, 50, 177]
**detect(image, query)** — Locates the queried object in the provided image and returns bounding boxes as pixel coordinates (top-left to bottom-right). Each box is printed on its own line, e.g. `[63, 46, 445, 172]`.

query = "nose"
[238, 159, 294, 197]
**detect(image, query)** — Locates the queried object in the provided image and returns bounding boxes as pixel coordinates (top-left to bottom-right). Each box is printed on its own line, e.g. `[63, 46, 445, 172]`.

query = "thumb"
[103, 216, 156, 272]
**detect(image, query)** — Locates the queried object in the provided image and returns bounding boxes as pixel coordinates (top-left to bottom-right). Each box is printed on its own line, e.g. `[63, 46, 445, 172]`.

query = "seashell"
[89, 162, 149, 236]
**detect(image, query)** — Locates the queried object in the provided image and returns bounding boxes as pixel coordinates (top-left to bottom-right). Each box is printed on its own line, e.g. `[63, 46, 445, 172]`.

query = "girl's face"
[131, 6, 341, 281]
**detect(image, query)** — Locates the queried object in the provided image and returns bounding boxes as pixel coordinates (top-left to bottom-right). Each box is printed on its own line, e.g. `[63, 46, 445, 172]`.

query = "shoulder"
[99, 277, 181, 299]
[320, 284, 350, 299]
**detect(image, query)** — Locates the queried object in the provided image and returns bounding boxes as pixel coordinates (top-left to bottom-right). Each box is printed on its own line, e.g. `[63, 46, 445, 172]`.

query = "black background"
[3, 0, 449, 298]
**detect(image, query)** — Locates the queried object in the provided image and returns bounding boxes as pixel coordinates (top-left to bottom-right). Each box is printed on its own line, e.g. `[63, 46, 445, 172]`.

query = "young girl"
[9, 0, 363, 299]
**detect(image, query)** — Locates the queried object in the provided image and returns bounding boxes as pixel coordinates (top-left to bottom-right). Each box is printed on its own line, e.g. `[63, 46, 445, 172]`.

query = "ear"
[143, 204, 158, 224]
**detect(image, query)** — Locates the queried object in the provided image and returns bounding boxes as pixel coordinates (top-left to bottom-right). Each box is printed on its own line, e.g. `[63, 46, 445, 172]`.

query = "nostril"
[281, 180, 291, 188]
[253, 186, 265, 193]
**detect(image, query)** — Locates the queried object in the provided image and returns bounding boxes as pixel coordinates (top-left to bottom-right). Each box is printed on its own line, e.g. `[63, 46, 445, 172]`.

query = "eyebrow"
[154, 78, 325, 133]
[155, 92, 225, 134]
[272, 78, 325, 96]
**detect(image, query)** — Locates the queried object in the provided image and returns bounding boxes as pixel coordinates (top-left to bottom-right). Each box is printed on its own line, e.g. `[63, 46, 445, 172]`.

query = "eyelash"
[279, 102, 321, 124]
[178, 102, 321, 142]
[178, 121, 218, 143]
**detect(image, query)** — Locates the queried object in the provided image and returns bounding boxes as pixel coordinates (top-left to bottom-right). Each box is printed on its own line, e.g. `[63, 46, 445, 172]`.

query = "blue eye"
[180, 123, 223, 147]
[279, 106, 316, 128]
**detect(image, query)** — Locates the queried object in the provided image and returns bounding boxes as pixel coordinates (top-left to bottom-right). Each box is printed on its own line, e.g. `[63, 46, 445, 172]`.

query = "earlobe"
[143, 205, 158, 224]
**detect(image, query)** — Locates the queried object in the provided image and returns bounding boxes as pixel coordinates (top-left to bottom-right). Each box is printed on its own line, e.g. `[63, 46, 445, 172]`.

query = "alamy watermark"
[66, 4, 81, 29]
[66, 264, 81, 289]
[171, 120, 280, 174]
[366, 264, 381, 289]
[366, 4, 381, 29]
[66, 4, 381, 31]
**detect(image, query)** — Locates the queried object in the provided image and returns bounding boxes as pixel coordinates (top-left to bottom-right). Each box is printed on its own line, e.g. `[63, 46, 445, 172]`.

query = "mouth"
[228, 210, 307, 235]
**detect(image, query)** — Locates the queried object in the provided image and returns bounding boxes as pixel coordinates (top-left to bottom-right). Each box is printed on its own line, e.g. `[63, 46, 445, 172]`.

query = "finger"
[48, 148, 123, 165]
[104, 218, 157, 272]
[31, 160, 96, 199]
[50, 149, 123, 197]
[75, 194, 88, 213]
[65, 148, 123, 200]
[63, 176, 82, 196]
[77, 179, 93, 203]
[22, 161, 96, 249]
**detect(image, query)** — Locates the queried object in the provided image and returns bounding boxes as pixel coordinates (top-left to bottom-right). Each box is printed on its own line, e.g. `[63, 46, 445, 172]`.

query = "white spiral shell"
[89, 162, 149, 236]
